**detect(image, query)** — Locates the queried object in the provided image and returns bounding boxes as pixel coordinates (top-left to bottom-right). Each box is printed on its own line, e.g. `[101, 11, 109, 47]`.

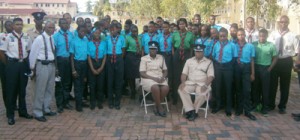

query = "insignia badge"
[152, 43, 155, 47]
[2, 37, 5, 41]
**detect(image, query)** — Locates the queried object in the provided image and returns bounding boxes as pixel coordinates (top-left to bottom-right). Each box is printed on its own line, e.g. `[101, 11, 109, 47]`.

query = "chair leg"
[164, 97, 169, 112]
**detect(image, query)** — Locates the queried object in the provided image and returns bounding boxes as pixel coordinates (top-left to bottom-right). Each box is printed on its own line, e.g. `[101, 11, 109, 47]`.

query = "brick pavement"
[0, 78, 300, 140]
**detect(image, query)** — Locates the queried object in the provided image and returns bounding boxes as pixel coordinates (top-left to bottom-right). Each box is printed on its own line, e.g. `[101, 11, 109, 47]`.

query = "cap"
[32, 12, 46, 20]
[148, 41, 159, 49]
[194, 44, 206, 52]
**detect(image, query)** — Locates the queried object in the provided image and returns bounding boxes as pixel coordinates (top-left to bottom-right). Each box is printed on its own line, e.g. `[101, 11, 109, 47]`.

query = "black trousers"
[253, 64, 270, 111]
[172, 49, 191, 101]
[0, 61, 7, 108]
[234, 63, 252, 113]
[74, 60, 88, 109]
[88, 59, 105, 107]
[160, 52, 173, 89]
[55, 57, 72, 108]
[214, 62, 233, 113]
[106, 55, 124, 106]
[270, 57, 293, 110]
[5, 59, 29, 119]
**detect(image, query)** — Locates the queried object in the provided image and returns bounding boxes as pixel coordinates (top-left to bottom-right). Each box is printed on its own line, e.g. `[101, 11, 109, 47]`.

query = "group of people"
[0, 11, 299, 125]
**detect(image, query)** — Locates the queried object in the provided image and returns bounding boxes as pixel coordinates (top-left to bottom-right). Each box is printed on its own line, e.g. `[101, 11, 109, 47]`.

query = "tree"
[127, 0, 162, 19]
[86, 0, 93, 12]
[161, 0, 188, 19]
[93, 0, 111, 18]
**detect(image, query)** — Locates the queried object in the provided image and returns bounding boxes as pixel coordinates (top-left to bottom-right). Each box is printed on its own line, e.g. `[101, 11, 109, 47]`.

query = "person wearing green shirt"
[124, 25, 142, 99]
[171, 18, 195, 105]
[252, 29, 278, 115]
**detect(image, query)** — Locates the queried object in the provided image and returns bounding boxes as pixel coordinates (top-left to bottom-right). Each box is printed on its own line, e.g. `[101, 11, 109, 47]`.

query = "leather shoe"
[109, 105, 114, 109]
[226, 112, 232, 117]
[294, 116, 300, 121]
[76, 107, 83, 112]
[19, 113, 33, 119]
[245, 113, 257, 121]
[64, 104, 73, 110]
[187, 110, 196, 121]
[279, 108, 286, 114]
[235, 112, 242, 116]
[8, 118, 15, 125]
[57, 107, 64, 113]
[82, 102, 89, 108]
[97, 104, 103, 109]
[292, 113, 300, 117]
[35, 116, 47, 122]
[44, 111, 57, 116]
[211, 108, 220, 114]
[115, 105, 121, 110]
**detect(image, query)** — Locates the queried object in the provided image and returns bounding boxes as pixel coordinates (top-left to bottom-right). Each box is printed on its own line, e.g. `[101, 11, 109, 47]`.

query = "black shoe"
[130, 94, 136, 100]
[211, 108, 220, 114]
[185, 111, 192, 119]
[82, 102, 89, 108]
[261, 109, 268, 115]
[245, 112, 257, 121]
[44, 111, 57, 116]
[294, 117, 300, 121]
[115, 105, 121, 110]
[97, 104, 103, 109]
[57, 107, 64, 113]
[226, 112, 232, 117]
[235, 112, 242, 116]
[109, 105, 114, 109]
[187, 110, 196, 121]
[157, 109, 167, 117]
[279, 108, 286, 114]
[35, 116, 47, 122]
[69, 95, 75, 100]
[292, 113, 300, 117]
[90, 106, 95, 110]
[8, 118, 15, 125]
[19, 113, 33, 119]
[76, 107, 83, 112]
[64, 104, 73, 110]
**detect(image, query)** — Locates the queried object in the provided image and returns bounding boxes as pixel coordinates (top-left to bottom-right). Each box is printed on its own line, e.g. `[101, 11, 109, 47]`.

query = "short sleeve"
[0, 35, 8, 51]
[182, 60, 189, 75]
[26, 36, 33, 51]
[139, 57, 147, 72]
[293, 37, 299, 54]
[271, 43, 278, 57]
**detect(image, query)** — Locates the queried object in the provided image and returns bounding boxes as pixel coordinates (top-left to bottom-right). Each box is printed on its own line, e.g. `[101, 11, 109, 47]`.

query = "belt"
[37, 59, 55, 63]
[107, 54, 122, 57]
[7, 57, 25, 63]
[160, 51, 172, 55]
[74, 60, 87, 63]
[57, 56, 70, 61]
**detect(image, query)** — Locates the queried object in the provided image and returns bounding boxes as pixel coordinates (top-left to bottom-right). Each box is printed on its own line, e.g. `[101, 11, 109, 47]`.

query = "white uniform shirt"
[29, 32, 55, 69]
[0, 31, 32, 59]
[245, 29, 259, 43]
[268, 30, 299, 59]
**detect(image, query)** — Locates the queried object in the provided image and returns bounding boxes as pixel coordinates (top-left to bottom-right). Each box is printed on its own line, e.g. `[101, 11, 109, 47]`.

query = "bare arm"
[88, 56, 97, 75]
[97, 55, 106, 73]
[250, 57, 255, 81]
[268, 56, 278, 72]
[0, 51, 6, 64]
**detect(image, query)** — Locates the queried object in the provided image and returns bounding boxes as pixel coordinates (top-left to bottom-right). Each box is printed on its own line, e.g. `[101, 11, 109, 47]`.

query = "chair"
[181, 92, 210, 118]
[140, 86, 169, 114]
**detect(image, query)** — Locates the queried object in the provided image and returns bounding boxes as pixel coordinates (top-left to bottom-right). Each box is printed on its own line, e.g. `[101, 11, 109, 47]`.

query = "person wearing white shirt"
[268, 15, 300, 114]
[29, 21, 57, 122]
[245, 17, 259, 43]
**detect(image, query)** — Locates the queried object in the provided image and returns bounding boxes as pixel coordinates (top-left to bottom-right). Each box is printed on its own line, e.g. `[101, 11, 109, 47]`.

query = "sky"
[71, 0, 97, 12]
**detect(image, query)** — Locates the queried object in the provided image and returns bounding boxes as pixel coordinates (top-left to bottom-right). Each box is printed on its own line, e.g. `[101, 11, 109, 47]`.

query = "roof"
[0, 0, 70, 4]
[0, 8, 43, 16]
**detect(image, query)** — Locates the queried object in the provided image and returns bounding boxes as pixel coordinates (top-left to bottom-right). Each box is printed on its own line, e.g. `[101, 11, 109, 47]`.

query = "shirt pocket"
[8, 42, 17, 48]
[147, 61, 159, 71]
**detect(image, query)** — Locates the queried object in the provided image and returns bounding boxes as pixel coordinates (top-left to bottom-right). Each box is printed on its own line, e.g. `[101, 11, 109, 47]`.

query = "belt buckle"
[18, 59, 23, 62]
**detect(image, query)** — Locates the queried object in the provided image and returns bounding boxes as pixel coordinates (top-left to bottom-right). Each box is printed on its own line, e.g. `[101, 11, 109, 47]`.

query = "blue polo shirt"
[53, 29, 74, 57]
[121, 30, 131, 36]
[142, 32, 159, 54]
[88, 40, 107, 59]
[106, 35, 126, 55]
[211, 25, 222, 31]
[158, 33, 172, 52]
[195, 37, 213, 57]
[229, 38, 238, 45]
[73, 30, 78, 37]
[236, 43, 255, 63]
[69, 36, 89, 61]
[212, 41, 238, 63]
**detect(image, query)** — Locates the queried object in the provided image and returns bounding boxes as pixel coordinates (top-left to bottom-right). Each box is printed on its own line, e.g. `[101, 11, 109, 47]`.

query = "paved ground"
[0, 78, 300, 140]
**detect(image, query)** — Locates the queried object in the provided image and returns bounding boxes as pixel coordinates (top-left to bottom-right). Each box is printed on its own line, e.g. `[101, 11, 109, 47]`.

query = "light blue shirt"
[212, 41, 238, 63]
[195, 37, 213, 57]
[106, 35, 126, 55]
[142, 32, 159, 54]
[158, 33, 172, 52]
[69, 36, 89, 60]
[211, 25, 222, 31]
[236, 43, 255, 63]
[88, 40, 107, 59]
[53, 29, 74, 57]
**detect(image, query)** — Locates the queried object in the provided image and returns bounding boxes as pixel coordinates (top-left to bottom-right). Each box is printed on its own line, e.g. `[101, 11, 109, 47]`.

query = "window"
[57, 4, 59, 7]
[35, 4, 38, 7]
[53, 4, 55, 7]
[62, 4, 64, 7]
[41, 3, 43, 7]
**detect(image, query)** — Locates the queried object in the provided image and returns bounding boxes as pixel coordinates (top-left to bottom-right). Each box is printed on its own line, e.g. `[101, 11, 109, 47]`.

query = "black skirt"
[125, 52, 141, 79]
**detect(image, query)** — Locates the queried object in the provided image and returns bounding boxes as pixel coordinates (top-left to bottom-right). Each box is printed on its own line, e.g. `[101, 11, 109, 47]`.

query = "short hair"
[13, 18, 23, 23]
[230, 23, 238, 30]
[4, 20, 12, 26]
[44, 20, 55, 27]
[193, 24, 199, 28]
[111, 19, 118, 24]
[188, 22, 193, 26]
[117, 23, 122, 28]
[59, 18, 67, 24]
[177, 18, 187, 26]
[63, 13, 71, 18]
[259, 28, 268, 36]
[85, 18, 91, 23]
[77, 25, 86, 31]
[163, 21, 170, 25]
[149, 21, 155, 25]
[156, 17, 163, 20]
[246, 17, 255, 21]
[131, 24, 138, 31]
[237, 28, 245, 33]
[219, 28, 228, 34]
[194, 14, 201, 18]
[280, 15, 290, 22]
[210, 15, 216, 19]
[125, 19, 132, 25]
[200, 24, 211, 36]
[109, 23, 118, 29]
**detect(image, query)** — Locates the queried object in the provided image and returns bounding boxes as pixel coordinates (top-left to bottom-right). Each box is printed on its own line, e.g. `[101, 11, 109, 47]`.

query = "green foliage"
[86, 0, 93, 12]
[246, 0, 280, 21]
[93, 0, 111, 18]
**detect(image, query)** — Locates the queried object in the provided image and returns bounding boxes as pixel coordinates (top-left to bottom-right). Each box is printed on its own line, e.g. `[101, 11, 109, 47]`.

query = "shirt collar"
[12, 31, 23, 38]
[42, 32, 52, 38]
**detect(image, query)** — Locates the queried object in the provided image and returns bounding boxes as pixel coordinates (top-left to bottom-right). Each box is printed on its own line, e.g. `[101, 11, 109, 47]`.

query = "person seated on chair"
[178, 44, 214, 121]
[139, 41, 169, 117]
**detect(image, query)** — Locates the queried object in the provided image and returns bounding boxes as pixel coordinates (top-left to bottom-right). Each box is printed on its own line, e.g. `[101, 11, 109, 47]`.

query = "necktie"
[135, 37, 141, 55]
[149, 33, 155, 42]
[247, 29, 254, 43]
[63, 33, 69, 51]
[237, 41, 245, 64]
[218, 41, 228, 62]
[111, 36, 119, 63]
[93, 41, 100, 61]
[179, 32, 186, 60]
[163, 34, 170, 51]
[279, 30, 289, 56]
[201, 37, 209, 45]
[12, 32, 24, 59]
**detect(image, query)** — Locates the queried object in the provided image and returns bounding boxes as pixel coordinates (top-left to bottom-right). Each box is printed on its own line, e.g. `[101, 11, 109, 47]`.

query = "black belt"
[57, 56, 70, 61]
[160, 51, 172, 55]
[7, 57, 25, 63]
[74, 60, 87, 63]
[38, 59, 54, 65]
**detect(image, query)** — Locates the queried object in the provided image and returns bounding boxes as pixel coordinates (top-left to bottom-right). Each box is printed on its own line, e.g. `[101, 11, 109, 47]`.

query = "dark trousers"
[5, 59, 29, 119]
[270, 57, 293, 110]
[106, 55, 124, 106]
[172, 49, 191, 102]
[55, 57, 72, 108]
[0, 61, 7, 108]
[234, 63, 252, 113]
[253, 64, 270, 111]
[88, 59, 105, 107]
[74, 60, 87, 109]
[214, 62, 233, 113]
